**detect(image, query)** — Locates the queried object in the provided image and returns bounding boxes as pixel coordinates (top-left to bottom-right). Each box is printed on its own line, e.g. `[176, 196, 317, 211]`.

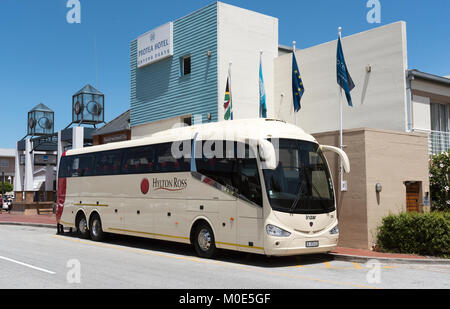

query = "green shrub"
[1, 182, 13, 193]
[429, 152, 450, 211]
[377, 212, 450, 258]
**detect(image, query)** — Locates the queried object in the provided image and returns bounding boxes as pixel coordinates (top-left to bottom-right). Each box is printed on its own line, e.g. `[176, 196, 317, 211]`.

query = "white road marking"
[0, 255, 56, 275]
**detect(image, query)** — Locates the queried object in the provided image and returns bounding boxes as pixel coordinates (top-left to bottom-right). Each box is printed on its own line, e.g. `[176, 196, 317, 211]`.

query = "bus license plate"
[306, 241, 319, 248]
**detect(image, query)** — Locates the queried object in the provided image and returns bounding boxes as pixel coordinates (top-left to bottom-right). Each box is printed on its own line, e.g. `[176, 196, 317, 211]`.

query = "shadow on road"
[59, 230, 334, 268]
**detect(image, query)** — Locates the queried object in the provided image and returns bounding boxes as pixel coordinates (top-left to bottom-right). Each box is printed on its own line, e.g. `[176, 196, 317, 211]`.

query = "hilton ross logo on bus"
[152, 177, 187, 191]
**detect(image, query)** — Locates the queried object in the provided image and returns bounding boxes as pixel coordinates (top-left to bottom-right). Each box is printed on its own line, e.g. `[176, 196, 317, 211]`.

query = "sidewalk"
[0, 212, 56, 227]
[330, 247, 449, 264]
[0, 212, 448, 264]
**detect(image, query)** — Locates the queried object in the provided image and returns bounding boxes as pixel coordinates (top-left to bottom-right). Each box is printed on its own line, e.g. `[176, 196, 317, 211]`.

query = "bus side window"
[234, 143, 262, 207]
[95, 150, 123, 176]
[123, 146, 155, 174]
[156, 142, 190, 173]
[196, 140, 235, 189]
[58, 156, 72, 178]
[235, 157, 262, 206]
[71, 156, 80, 177]
[79, 154, 95, 177]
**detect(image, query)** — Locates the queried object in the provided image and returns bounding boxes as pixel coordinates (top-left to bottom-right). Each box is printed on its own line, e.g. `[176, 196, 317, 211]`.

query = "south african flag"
[224, 76, 233, 120]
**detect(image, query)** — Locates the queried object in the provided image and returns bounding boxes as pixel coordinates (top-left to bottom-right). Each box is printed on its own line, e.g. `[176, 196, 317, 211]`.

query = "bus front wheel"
[193, 222, 217, 259]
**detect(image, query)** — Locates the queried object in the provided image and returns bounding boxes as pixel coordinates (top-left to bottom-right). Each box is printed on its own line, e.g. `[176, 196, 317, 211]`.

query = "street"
[0, 225, 449, 289]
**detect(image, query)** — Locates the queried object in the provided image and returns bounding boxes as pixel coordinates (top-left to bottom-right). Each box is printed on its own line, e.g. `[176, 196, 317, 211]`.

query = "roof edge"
[407, 69, 450, 86]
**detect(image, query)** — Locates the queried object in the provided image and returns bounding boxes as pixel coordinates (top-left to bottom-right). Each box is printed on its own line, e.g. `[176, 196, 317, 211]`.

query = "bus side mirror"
[320, 145, 351, 173]
[259, 139, 277, 170]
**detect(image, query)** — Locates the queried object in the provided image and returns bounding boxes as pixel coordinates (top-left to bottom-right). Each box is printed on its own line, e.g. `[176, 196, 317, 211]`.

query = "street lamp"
[1, 169, 4, 197]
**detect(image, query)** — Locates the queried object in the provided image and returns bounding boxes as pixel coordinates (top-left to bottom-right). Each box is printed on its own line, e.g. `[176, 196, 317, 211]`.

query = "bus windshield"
[263, 139, 335, 214]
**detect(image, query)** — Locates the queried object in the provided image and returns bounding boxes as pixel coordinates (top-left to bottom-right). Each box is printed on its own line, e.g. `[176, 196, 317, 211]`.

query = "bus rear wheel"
[89, 214, 105, 242]
[193, 222, 217, 259]
[76, 213, 89, 239]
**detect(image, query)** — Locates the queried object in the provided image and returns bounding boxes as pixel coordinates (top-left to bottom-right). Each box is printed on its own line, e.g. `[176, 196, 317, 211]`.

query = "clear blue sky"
[0, 0, 449, 148]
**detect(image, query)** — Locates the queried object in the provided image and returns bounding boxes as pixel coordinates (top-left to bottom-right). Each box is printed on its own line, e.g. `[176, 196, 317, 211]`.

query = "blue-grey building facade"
[130, 2, 218, 128]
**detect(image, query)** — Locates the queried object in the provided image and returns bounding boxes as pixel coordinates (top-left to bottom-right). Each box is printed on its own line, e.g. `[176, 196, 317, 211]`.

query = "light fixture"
[375, 183, 382, 193]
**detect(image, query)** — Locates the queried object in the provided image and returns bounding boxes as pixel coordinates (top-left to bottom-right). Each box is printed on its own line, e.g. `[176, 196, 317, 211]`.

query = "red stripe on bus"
[56, 152, 67, 224]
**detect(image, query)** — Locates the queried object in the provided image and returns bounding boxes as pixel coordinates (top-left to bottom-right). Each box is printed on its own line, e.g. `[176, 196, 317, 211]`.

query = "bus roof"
[66, 118, 317, 156]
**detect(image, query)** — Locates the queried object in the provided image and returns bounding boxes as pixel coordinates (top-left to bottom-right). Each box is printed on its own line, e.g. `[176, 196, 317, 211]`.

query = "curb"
[0, 221, 56, 229]
[329, 253, 450, 265]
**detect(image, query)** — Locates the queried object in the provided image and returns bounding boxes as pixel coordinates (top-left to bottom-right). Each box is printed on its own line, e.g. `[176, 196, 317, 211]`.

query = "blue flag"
[259, 56, 267, 118]
[292, 53, 305, 113]
[337, 36, 355, 107]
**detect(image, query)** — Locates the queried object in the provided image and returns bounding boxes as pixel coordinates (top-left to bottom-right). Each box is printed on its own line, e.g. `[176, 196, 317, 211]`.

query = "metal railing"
[414, 129, 450, 155]
[429, 130, 450, 155]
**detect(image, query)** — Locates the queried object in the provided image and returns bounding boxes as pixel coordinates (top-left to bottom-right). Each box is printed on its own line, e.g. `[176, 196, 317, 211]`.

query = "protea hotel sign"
[137, 22, 174, 68]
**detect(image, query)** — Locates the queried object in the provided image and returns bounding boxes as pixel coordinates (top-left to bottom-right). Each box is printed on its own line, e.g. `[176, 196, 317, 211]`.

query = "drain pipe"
[406, 70, 414, 132]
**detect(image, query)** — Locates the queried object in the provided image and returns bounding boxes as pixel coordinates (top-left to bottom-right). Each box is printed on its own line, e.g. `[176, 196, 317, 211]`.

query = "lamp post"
[1, 170, 4, 197]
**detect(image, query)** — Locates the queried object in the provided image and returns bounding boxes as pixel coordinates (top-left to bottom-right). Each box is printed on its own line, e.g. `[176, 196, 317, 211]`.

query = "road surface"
[0, 225, 449, 289]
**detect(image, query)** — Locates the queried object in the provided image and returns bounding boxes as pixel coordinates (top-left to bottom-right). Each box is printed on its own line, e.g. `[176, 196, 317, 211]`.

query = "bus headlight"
[329, 224, 339, 235]
[266, 224, 291, 237]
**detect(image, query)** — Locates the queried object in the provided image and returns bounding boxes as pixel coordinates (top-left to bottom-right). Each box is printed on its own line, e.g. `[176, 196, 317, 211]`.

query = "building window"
[0, 159, 9, 169]
[180, 55, 191, 76]
[183, 116, 192, 126]
[430, 103, 450, 154]
[431, 103, 449, 132]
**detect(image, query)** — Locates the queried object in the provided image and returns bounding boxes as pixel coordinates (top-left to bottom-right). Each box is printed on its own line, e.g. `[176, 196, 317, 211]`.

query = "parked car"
[2, 197, 11, 210]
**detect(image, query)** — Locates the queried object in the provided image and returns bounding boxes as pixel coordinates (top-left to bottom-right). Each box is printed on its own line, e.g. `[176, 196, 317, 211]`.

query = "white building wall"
[23, 139, 34, 191]
[14, 143, 22, 192]
[131, 116, 188, 139]
[72, 126, 84, 150]
[412, 95, 431, 131]
[217, 2, 278, 120]
[274, 21, 409, 134]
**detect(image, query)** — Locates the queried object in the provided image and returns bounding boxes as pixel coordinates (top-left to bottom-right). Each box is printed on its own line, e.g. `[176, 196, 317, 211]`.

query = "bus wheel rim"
[92, 219, 100, 237]
[198, 228, 211, 251]
[79, 218, 87, 234]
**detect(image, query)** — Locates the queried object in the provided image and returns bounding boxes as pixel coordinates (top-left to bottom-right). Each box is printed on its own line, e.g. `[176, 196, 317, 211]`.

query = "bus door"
[234, 153, 264, 251]
[192, 138, 238, 251]
[190, 169, 238, 251]
[216, 195, 238, 250]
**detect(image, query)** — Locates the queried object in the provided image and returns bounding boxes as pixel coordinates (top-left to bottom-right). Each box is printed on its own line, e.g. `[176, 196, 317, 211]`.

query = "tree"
[1, 182, 13, 193]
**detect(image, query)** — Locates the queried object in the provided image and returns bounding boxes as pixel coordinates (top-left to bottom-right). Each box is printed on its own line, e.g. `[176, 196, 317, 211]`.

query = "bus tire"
[193, 222, 217, 259]
[89, 213, 105, 242]
[75, 212, 89, 239]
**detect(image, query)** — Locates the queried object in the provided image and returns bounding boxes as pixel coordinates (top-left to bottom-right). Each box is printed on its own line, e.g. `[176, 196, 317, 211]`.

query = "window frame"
[180, 55, 191, 77]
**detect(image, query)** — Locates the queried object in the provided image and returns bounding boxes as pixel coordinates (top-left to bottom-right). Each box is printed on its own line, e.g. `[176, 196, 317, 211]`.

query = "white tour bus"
[56, 119, 350, 258]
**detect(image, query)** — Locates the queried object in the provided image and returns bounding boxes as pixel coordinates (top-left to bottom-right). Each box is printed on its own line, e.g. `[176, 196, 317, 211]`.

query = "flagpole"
[259, 50, 263, 118]
[338, 27, 344, 192]
[293, 40, 298, 126]
[229, 61, 233, 120]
